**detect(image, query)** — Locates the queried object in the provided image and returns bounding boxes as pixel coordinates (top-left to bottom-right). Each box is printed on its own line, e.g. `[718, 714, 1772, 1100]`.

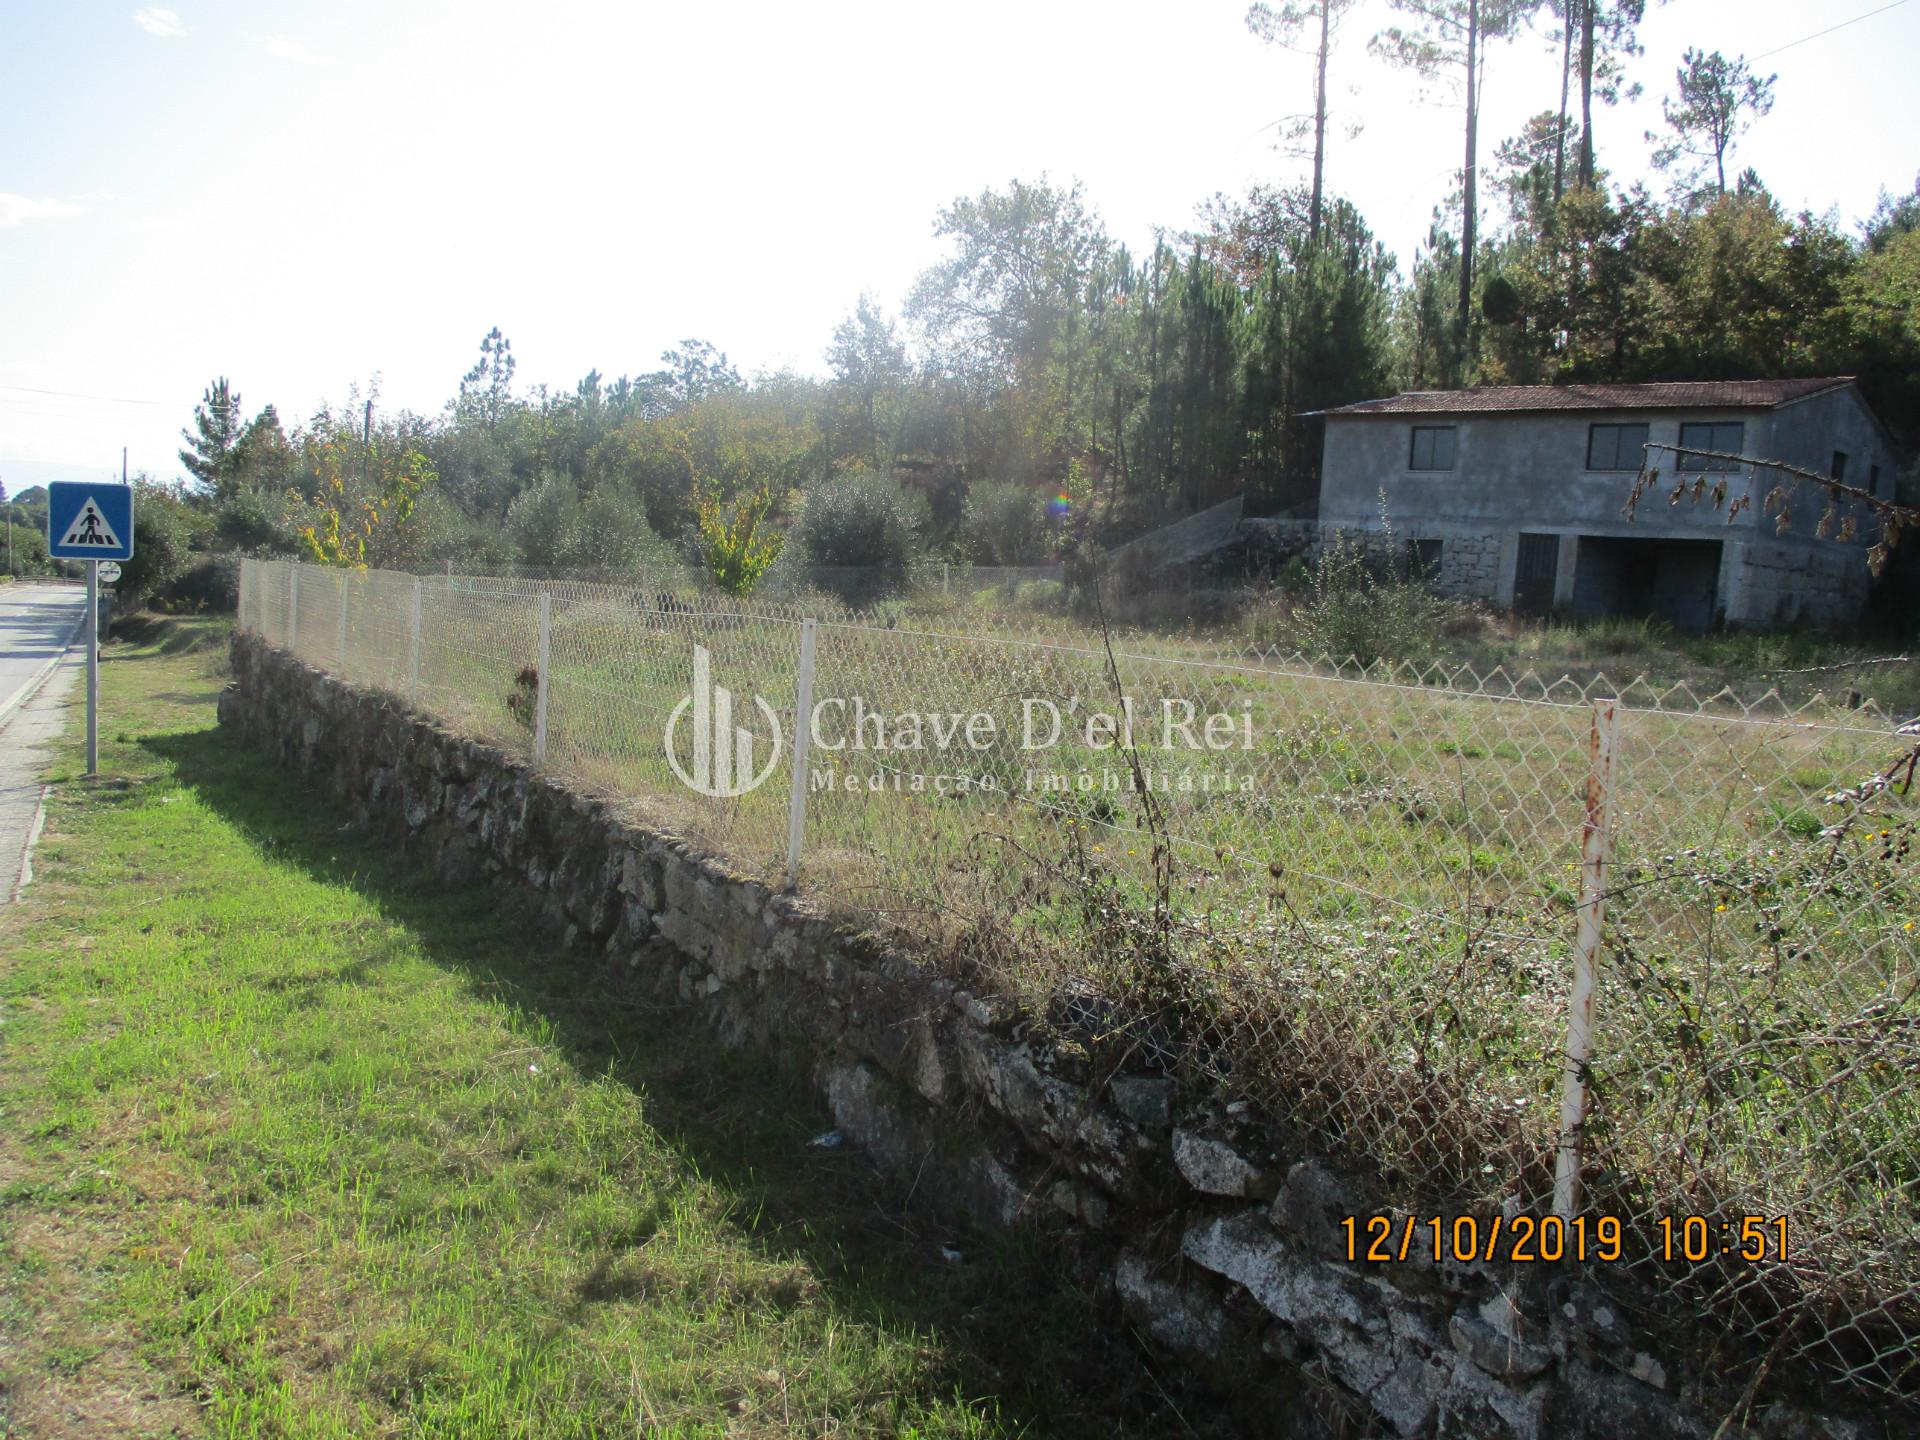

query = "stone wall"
[218, 633, 1879, 1440]
[1731, 540, 1875, 629]
[1232, 517, 1320, 575]
[1429, 533, 1503, 601]
[1237, 522, 1506, 606]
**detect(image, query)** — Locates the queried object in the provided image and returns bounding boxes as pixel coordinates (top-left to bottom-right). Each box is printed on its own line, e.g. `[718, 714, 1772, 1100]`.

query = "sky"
[1, 0, 1916, 494]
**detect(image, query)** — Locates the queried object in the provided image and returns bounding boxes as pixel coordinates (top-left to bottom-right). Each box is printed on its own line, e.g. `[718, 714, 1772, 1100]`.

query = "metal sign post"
[46, 480, 135, 780]
[85, 561, 98, 774]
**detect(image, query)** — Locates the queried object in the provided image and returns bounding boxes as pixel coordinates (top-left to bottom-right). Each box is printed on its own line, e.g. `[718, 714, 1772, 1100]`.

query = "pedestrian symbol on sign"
[47, 481, 134, 563]
[59, 497, 125, 551]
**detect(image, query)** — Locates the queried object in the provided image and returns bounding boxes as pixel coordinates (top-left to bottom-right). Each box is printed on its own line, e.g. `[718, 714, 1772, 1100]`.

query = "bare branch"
[1626, 442, 1916, 576]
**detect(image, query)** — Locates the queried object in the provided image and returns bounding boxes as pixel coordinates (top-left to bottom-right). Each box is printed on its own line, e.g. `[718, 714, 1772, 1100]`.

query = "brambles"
[506, 664, 539, 730]
[1287, 527, 1464, 665]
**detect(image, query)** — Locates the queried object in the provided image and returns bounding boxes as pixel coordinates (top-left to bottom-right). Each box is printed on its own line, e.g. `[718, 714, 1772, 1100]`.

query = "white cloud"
[132, 7, 184, 37]
[130, 216, 187, 235]
[0, 194, 86, 229]
[264, 35, 332, 65]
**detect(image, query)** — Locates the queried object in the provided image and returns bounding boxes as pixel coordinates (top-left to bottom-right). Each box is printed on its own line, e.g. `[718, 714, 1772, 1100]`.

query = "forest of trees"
[140, 2, 1919, 601]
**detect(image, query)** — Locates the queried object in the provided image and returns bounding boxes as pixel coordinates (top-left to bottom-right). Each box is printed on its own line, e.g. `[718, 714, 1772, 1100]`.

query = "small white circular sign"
[97, 561, 123, 583]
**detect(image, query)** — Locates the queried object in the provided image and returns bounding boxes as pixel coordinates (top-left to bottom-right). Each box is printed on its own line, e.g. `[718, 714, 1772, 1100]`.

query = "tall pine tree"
[178, 377, 243, 493]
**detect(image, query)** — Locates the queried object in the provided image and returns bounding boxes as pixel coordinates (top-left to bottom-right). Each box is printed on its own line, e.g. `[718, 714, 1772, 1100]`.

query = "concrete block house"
[1313, 378, 1902, 629]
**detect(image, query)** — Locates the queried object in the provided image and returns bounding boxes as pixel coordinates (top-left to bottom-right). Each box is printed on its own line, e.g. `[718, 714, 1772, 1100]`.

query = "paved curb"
[8, 781, 51, 903]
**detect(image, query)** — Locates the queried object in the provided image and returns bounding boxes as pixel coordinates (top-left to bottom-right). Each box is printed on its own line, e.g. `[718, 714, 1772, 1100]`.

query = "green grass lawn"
[0, 619, 1251, 1440]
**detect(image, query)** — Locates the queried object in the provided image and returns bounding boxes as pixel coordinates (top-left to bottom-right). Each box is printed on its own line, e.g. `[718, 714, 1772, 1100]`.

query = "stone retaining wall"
[218, 633, 1875, 1440]
[1732, 539, 1875, 628]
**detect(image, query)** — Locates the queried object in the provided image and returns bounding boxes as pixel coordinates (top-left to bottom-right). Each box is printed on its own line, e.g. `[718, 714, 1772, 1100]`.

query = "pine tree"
[178, 377, 243, 492]
[458, 327, 517, 432]
[1650, 49, 1776, 199]
[1372, 0, 1530, 329]
[1244, 1, 1363, 247]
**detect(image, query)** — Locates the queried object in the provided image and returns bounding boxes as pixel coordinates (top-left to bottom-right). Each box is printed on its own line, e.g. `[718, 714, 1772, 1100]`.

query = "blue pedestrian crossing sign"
[47, 481, 135, 561]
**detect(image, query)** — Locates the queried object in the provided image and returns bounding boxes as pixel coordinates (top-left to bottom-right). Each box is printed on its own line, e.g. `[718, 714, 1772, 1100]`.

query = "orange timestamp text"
[1339, 1213, 1791, 1266]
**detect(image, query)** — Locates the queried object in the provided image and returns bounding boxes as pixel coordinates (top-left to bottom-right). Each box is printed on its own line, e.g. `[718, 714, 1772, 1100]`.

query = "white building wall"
[1316, 390, 1894, 628]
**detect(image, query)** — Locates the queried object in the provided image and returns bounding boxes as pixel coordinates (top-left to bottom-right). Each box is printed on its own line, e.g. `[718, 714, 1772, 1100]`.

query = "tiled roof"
[1317, 378, 1856, 417]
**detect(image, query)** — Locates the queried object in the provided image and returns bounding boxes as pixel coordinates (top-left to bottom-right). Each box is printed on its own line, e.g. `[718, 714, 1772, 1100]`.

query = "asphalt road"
[0, 580, 87, 900]
[0, 582, 86, 716]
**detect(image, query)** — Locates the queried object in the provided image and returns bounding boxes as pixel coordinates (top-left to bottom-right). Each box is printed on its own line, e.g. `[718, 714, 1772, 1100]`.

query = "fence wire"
[241, 558, 1919, 1407]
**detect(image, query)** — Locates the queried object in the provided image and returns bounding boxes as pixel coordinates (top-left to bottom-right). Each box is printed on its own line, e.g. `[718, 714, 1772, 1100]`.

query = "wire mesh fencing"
[240, 557, 1919, 1406]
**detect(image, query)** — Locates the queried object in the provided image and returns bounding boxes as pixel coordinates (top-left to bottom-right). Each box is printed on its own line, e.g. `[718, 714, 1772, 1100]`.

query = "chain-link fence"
[239, 557, 1919, 1407]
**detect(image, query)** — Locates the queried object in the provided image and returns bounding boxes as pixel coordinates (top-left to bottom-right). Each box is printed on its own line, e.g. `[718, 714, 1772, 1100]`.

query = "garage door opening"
[1572, 538, 1723, 631]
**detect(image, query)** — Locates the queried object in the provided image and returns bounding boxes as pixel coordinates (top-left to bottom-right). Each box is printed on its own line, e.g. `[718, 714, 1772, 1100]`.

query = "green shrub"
[1290, 529, 1462, 666]
[794, 471, 928, 601]
[153, 553, 241, 613]
[694, 485, 783, 596]
[2, 521, 52, 575]
[963, 482, 1051, 565]
[412, 490, 516, 572]
[210, 487, 297, 554]
[506, 477, 678, 576]
[118, 480, 207, 604]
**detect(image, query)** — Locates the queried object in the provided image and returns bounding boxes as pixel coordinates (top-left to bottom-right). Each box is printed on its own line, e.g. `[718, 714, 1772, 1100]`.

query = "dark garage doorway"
[1572, 537, 1723, 631]
[1514, 533, 1560, 617]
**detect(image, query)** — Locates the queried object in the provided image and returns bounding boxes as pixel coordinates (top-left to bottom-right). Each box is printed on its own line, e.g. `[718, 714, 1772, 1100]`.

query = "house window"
[1677, 421, 1746, 471]
[1406, 538, 1442, 581]
[1410, 426, 1456, 471]
[1831, 451, 1849, 482]
[1587, 422, 1650, 471]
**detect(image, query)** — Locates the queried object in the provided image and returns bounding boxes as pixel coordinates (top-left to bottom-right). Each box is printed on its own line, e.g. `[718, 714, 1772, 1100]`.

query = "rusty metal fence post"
[1555, 696, 1621, 1219]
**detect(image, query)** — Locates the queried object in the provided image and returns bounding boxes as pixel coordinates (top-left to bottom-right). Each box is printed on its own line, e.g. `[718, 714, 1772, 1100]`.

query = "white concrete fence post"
[408, 578, 423, 706]
[335, 571, 349, 677]
[287, 562, 300, 654]
[1554, 696, 1621, 1220]
[785, 618, 818, 887]
[533, 591, 553, 764]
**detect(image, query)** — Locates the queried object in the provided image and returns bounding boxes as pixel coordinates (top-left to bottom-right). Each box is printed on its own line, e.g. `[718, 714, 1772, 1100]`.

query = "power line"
[0, 394, 176, 415]
[0, 382, 182, 408]
[1751, 0, 1911, 61]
